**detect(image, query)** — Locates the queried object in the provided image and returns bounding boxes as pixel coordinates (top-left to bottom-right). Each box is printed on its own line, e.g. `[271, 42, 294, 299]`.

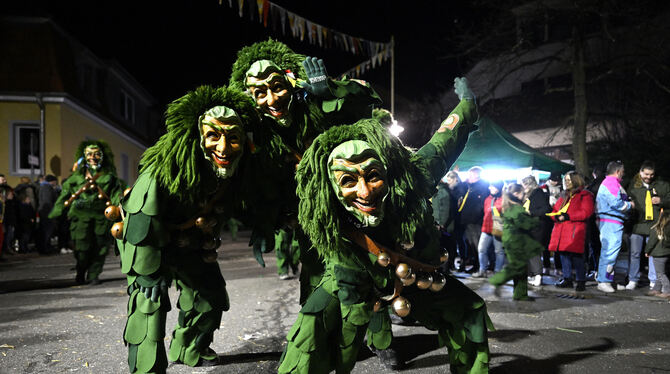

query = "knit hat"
[490, 180, 504, 191]
[549, 171, 562, 182]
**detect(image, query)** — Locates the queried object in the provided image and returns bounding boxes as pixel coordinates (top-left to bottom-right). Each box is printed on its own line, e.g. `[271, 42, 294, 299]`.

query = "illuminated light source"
[389, 119, 404, 138]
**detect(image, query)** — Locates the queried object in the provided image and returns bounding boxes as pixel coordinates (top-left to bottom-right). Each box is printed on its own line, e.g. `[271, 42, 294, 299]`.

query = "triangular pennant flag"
[305, 20, 313, 43]
[257, 0, 264, 22]
[246, 0, 256, 21]
[262, 0, 270, 27]
[238, 0, 244, 17]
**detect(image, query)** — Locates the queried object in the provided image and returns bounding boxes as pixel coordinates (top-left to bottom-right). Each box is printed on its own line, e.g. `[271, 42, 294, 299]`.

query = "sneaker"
[616, 284, 626, 291]
[585, 271, 596, 281]
[555, 278, 573, 288]
[471, 270, 487, 278]
[575, 281, 586, 292]
[625, 281, 637, 290]
[650, 282, 656, 289]
[597, 282, 615, 293]
[279, 273, 291, 280]
[529, 274, 542, 287]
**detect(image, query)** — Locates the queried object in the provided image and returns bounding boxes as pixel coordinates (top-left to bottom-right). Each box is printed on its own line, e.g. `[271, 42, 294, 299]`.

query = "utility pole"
[390, 35, 395, 114]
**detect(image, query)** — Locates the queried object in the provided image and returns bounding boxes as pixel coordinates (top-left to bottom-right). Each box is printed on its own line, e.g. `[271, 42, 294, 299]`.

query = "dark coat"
[627, 175, 670, 236]
[526, 187, 553, 246]
[548, 189, 594, 254]
[457, 179, 489, 226]
[645, 224, 670, 258]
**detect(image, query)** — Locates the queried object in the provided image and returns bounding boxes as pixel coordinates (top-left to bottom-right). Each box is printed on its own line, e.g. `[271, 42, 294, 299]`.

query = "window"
[119, 90, 135, 124]
[11, 123, 41, 175]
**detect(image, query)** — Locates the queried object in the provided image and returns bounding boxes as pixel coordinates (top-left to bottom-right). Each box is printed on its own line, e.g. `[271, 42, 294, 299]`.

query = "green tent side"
[453, 117, 573, 173]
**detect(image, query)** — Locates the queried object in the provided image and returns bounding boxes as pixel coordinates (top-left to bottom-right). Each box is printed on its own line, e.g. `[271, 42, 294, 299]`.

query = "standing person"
[547, 172, 595, 291]
[14, 176, 38, 211]
[279, 78, 491, 374]
[432, 170, 466, 272]
[541, 171, 564, 274]
[645, 210, 670, 299]
[489, 183, 544, 301]
[585, 166, 606, 279]
[521, 175, 553, 287]
[48, 140, 125, 285]
[625, 161, 670, 290]
[595, 161, 634, 293]
[17, 195, 36, 253]
[456, 166, 490, 272]
[473, 181, 505, 277]
[1, 182, 18, 255]
[36, 175, 59, 254]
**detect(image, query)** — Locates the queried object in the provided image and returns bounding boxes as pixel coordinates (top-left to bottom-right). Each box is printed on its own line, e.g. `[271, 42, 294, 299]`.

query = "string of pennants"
[219, 0, 391, 78]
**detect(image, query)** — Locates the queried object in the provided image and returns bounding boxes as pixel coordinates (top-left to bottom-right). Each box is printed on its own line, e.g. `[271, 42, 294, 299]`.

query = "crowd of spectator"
[0, 173, 71, 260]
[432, 160, 670, 300]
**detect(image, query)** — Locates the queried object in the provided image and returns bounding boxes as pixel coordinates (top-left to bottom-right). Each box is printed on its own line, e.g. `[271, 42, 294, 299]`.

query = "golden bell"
[63, 200, 70, 207]
[440, 250, 449, 263]
[430, 272, 447, 292]
[400, 272, 416, 286]
[202, 250, 218, 263]
[110, 221, 124, 240]
[377, 252, 391, 267]
[392, 296, 411, 317]
[90, 184, 97, 190]
[70, 194, 76, 199]
[97, 193, 105, 200]
[416, 272, 434, 290]
[195, 216, 208, 229]
[395, 263, 412, 279]
[104, 205, 121, 221]
[105, 201, 111, 206]
[123, 187, 132, 197]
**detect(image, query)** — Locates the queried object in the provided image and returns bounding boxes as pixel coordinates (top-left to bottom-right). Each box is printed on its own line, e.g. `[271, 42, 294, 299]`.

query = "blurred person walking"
[521, 175, 553, 286]
[489, 183, 543, 301]
[472, 180, 505, 277]
[37, 175, 59, 254]
[548, 172, 594, 291]
[432, 170, 465, 272]
[595, 161, 634, 293]
[625, 160, 670, 290]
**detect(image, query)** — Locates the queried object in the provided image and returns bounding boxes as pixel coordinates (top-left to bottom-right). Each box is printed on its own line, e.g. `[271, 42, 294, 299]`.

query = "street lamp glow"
[389, 119, 404, 138]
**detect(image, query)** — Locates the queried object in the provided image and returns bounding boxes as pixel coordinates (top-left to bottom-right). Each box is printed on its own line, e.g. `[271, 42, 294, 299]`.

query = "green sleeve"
[415, 99, 478, 187]
[320, 77, 382, 114]
[514, 208, 539, 231]
[118, 172, 167, 276]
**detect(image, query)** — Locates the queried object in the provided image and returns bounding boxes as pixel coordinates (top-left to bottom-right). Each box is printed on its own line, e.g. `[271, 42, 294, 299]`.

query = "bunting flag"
[339, 46, 391, 79]
[220, 0, 391, 62]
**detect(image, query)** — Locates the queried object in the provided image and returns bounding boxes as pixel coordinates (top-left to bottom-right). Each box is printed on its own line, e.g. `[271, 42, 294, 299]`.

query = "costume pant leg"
[295, 229, 325, 305]
[280, 285, 370, 374]
[512, 273, 528, 300]
[124, 279, 171, 374]
[275, 229, 291, 275]
[406, 275, 491, 374]
[167, 256, 229, 367]
[86, 233, 110, 280]
[597, 221, 624, 283]
[366, 307, 392, 350]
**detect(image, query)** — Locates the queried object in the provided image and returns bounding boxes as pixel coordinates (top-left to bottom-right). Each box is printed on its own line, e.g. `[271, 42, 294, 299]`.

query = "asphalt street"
[1, 230, 669, 374]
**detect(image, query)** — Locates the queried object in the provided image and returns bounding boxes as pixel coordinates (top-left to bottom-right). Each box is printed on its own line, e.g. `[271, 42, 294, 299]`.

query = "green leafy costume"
[275, 227, 301, 277]
[230, 39, 382, 303]
[279, 94, 493, 374]
[49, 140, 125, 283]
[488, 204, 544, 300]
[116, 86, 264, 373]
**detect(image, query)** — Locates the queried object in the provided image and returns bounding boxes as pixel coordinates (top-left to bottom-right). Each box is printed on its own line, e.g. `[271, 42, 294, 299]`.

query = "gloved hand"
[454, 77, 475, 101]
[301, 56, 331, 98]
[136, 275, 169, 302]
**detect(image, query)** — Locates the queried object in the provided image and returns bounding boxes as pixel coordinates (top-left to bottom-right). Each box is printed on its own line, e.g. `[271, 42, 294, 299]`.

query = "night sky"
[3, 0, 468, 126]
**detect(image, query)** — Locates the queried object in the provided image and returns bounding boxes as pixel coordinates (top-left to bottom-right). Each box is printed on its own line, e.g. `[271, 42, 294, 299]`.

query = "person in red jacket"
[548, 171, 595, 291]
[473, 180, 505, 277]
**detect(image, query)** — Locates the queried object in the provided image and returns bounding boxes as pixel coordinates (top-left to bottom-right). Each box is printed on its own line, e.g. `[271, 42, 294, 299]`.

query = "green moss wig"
[296, 118, 435, 258]
[74, 139, 117, 175]
[229, 38, 307, 91]
[139, 85, 259, 203]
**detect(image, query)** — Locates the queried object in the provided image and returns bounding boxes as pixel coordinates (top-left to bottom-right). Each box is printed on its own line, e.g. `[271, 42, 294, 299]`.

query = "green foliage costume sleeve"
[416, 98, 478, 187]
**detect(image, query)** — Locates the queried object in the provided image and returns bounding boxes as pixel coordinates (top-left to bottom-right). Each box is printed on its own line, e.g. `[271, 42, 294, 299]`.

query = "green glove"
[454, 77, 475, 101]
[302, 56, 331, 98]
[136, 275, 169, 302]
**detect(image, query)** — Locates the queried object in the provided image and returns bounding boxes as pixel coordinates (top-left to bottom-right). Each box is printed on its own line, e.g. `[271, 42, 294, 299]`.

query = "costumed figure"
[488, 183, 544, 301]
[278, 78, 492, 374]
[49, 140, 125, 284]
[229, 38, 382, 304]
[115, 86, 266, 373]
